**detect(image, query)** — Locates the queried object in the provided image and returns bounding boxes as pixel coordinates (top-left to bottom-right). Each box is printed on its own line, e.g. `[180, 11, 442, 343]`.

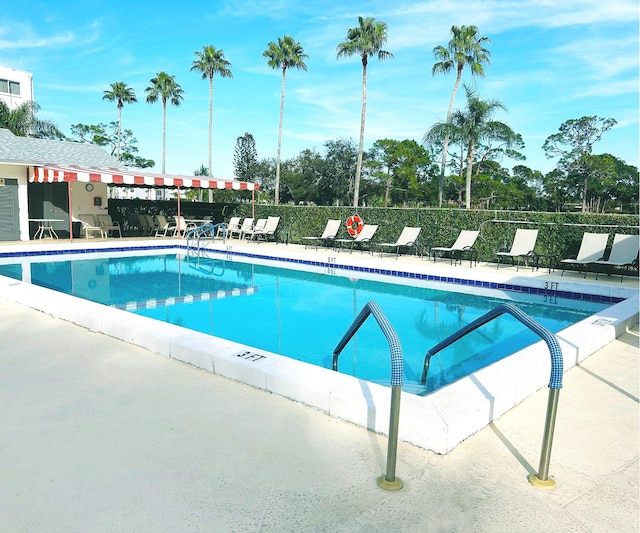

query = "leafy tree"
[145, 72, 184, 173]
[451, 86, 506, 208]
[69, 122, 154, 168]
[337, 16, 393, 208]
[0, 100, 65, 139]
[102, 81, 137, 159]
[190, 45, 233, 180]
[431, 25, 491, 207]
[233, 132, 258, 182]
[542, 116, 617, 212]
[368, 139, 435, 207]
[263, 35, 308, 205]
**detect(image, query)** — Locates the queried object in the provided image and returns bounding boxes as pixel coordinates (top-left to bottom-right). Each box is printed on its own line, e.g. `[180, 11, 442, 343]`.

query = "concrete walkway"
[0, 296, 637, 532]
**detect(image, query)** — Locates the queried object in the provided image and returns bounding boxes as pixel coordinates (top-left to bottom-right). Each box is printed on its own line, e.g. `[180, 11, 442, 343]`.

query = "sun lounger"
[217, 216, 241, 238]
[495, 228, 538, 270]
[336, 224, 378, 253]
[591, 233, 639, 281]
[97, 214, 122, 238]
[247, 216, 280, 242]
[559, 232, 609, 277]
[78, 214, 105, 238]
[301, 219, 342, 249]
[228, 218, 254, 239]
[430, 230, 479, 266]
[378, 227, 421, 257]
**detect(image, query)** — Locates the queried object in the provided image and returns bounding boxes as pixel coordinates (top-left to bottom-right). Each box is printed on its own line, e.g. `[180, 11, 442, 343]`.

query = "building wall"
[0, 66, 34, 110]
[0, 164, 29, 240]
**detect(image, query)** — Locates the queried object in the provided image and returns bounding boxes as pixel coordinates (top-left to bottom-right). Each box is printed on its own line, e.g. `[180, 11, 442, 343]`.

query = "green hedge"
[232, 205, 639, 263]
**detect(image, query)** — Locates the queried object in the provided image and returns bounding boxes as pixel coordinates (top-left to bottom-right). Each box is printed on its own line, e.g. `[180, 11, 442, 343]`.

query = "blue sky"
[2, 0, 638, 180]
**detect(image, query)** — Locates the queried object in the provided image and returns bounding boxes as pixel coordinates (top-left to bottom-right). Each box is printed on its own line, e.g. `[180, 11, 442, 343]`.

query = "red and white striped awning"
[29, 164, 259, 190]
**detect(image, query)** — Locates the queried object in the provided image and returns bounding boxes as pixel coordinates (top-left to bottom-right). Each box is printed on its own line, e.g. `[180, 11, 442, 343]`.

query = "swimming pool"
[0, 251, 609, 395]
[0, 240, 637, 453]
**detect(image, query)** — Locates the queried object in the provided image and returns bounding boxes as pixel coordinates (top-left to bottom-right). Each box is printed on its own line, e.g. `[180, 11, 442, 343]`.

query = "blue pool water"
[0, 253, 608, 394]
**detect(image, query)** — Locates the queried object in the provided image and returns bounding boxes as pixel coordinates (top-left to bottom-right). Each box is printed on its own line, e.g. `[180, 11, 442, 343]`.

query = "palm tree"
[337, 16, 393, 208]
[263, 35, 308, 205]
[0, 100, 64, 139]
[454, 86, 506, 208]
[190, 45, 233, 182]
[432, 25, 491, 207]
[145, 72, 184, 173]
[102, 81, 137, 160]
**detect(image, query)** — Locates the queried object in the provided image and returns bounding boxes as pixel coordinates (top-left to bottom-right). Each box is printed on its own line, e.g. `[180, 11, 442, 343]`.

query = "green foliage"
[233, 133, 258, 181]
[232, 204, 638, 264]
[0, 100, 65, 139]
[69, 122, 154, 168]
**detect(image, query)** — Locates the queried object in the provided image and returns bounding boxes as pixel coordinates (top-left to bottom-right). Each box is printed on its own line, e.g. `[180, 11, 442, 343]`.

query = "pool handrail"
[420, 302, 564, 488]
[332, 301, 404, 491]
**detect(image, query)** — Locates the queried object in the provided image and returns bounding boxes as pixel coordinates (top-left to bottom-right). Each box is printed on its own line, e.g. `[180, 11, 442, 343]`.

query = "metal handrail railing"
[186, 222, 226, 252]
[333, 301, 404, 491]
[420, 303, 563, 488]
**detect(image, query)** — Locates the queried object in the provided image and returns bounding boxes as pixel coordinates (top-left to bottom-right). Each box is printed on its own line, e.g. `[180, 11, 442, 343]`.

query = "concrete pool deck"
[0, 292, 637, 531]
[0, 238, 638, 530]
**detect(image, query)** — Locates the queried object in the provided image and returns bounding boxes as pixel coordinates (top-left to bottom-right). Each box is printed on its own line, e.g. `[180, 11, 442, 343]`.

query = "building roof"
[0, 128, 123, 168]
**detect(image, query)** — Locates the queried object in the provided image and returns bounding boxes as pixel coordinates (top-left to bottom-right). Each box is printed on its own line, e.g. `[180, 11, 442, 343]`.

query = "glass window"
[9, 81, 20, 95]
[0, 79, 8, 93]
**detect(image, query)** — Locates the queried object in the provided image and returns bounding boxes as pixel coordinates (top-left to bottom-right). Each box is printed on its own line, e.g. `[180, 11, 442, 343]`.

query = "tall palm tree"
[190, 45, 233, 182]
[263, 35, 308, 205]
[145, 72, 184, 173]
[337, 16, 393, 208]
[432, 25, 491, 207]
[102, 81, 137, 160]
[455, 86, 505, 208]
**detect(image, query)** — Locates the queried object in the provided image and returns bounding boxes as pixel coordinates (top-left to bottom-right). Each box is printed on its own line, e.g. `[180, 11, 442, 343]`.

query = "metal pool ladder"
[333, 301, 404, 491]
[421, 303, 564, 489]
[186, 222, 226, 255]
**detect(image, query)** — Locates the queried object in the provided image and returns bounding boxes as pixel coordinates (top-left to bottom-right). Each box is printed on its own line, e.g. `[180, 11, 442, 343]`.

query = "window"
[0, 79, 20, 95]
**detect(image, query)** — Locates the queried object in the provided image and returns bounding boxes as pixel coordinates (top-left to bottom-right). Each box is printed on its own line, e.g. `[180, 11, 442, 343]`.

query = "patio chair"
[78, 214, 105, 238]
[243, 219, 267, 239]
[430, 230, 479, 266]
[228, 217, 254, 239]
[154, 215, 172, 237]
[144, 214, 157, 235]
[217, 216, 241, 238]
[559, 232, 609, 277]
[336, 224, 379, 254]
[377, 227, 421, 258]
[97, 214, 122, 238]
[168, 216, 196, 237]
[248, 216, 280, 242]
[301, 219, 342, 249]
[495, 228, 539, 270]
[591, 233, 639, 281]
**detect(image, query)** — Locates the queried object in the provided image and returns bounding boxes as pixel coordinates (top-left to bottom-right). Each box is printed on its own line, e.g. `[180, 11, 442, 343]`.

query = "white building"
[0, 66, 34, 110]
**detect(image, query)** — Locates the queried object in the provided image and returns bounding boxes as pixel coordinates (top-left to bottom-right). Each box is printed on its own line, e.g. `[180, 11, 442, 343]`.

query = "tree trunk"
[353, 58, 367, 208]
[274, 67, 286, 205]
[465, 139, 475, 209]
[437, 65, 463, 208]
[117, 104, 122, 160]
[208, 75, 214, 202]
[161, 99, 167, 174]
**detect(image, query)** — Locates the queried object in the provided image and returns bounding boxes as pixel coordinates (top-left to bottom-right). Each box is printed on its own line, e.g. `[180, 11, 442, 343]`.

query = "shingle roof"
[0, 128, 124, 169]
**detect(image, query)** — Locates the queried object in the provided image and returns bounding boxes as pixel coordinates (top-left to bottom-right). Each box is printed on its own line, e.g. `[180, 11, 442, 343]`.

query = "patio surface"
[0, 238, 638, 531]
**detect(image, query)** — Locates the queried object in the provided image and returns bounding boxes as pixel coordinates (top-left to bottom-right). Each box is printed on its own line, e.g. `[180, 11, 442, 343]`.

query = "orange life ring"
[346, 215, 364, 237]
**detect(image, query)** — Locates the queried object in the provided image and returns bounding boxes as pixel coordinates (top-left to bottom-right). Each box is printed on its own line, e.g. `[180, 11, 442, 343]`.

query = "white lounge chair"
[301, 219, 342, 249]
[336, 224, 378, 253]
[378, 227, 421, 257]
[248, 216, 280, 242]
[228, 217, 254, 239]
[430, 230, 479, 265]
[97, 214, 122, 238]
[592, 233, 639, 281]
[495, 228, 539, 270]
[217, 216, 241, 238]
[78, 214, 105, 239]
[559, 232, 609, 277]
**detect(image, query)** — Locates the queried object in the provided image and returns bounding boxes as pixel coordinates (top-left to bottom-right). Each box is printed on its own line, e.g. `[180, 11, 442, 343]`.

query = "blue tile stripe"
[0, 244, 626, 306]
